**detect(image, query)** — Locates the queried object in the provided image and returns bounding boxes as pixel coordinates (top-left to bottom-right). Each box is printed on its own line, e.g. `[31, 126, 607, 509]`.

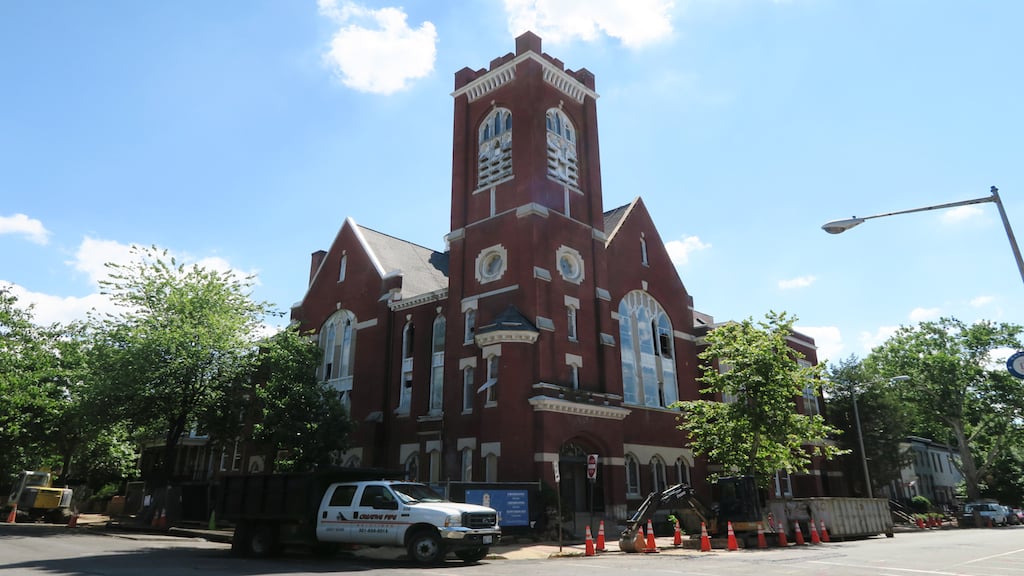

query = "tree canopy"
[675, 311, 846, 487]
[866, 317, 1024, 501]
[89, 246, 275, 484]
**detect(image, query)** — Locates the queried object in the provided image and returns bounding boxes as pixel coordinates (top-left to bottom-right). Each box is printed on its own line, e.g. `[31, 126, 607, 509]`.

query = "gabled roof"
[602, 197, 640, 244]
[356, 225, 449, 300]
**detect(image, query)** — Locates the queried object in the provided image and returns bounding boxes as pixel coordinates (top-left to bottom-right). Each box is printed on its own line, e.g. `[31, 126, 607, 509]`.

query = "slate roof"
[357, 225, 449, 300]
[602, 198, 638, 243]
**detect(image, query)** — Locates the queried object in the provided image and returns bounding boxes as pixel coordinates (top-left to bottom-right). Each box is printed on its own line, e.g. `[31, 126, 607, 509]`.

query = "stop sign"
[586, 454, 598, 480]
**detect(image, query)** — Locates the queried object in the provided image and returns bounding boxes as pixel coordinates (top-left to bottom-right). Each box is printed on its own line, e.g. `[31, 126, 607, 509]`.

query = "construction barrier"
[644, 519, 657, 552]
[699, 522, 712, 552]
[634, 523, 647, 553]
[776, 519, 788, 547]
[809, 519, 821, 544]
[820, 519, 830, 543]
[585, 525, 595, 556]
[673, 519, 682, 546]
[67, 513, 79, 528]
[4, 504, 16, 524]
[756, 522, 767, 549]
[794, 521, 805, 545]
[726, 522, 738, 551]
[596, 520, 606, 552]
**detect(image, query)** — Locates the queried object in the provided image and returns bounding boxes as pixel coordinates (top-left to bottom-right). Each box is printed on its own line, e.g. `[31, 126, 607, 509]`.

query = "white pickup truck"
[218, 470, 501, 564]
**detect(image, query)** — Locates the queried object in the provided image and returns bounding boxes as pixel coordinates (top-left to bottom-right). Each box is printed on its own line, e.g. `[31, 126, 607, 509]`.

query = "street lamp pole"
[822, 186, 1024, 287]
[851, 375, 909, 499]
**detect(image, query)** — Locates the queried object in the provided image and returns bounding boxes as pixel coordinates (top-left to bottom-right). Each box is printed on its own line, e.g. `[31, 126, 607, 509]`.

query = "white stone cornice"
[452, 53, 598, 104]
[390, 288, 448, 311]
[475, 329, 539, 346]
[528, 395, 631, 420]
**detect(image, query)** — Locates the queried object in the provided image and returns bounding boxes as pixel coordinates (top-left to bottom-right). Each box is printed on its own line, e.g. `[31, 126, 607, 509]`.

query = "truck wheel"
[231, 522, 251, 556]
[455, 546, 489, 563]
[248, 524, 279, 558]
[407, 529, 445, 564]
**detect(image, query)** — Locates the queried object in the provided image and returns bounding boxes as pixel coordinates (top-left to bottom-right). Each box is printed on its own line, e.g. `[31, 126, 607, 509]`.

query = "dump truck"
[3, 470, 74, 524]
[216, 468, 502, 564]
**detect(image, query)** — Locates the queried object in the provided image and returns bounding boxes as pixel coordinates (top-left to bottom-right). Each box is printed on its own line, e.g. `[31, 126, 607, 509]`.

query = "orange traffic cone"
[150, 507, 160, 528]
[726, 521, 738, 551]
[585, 525, 595, 556]
[809, 519, 821, 544]
[673, 519, 682, 546]
[596, 520, 606, 552]
[794, 521, 805, 545]
[699, 522, 712, 552]
[777, 519, 788, 547]
[5, 504, 17, 524]
[916, 516, 925, 529]
[820, 519, 830, 543]
[634, 524, 647, 552]
[67, 513, 79, 528]
[645, 519, 658, 552]
[757, 522, 767, 548]
[157, 508, 168, 529]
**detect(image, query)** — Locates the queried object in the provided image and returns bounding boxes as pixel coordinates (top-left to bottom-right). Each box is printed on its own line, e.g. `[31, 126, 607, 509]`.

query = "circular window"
[476, 245, 508, 284]
[555, 246, 584, 283]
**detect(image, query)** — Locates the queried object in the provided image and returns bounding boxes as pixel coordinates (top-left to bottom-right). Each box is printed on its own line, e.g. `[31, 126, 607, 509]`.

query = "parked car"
[959, 502, 1007, 527]
[1014, 508, 1024, 523]
[1004, 506, 1020, 525]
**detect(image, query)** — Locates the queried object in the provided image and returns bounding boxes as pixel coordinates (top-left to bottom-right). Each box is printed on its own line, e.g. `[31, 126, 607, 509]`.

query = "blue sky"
[2, 0, 1022, 367]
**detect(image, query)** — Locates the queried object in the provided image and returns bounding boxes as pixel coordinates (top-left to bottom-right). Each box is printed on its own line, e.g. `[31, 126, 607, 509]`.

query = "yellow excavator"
[3, 471, 74, 523]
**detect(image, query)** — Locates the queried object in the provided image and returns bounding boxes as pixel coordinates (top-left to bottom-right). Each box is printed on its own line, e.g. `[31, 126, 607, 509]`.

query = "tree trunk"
[950, 418, 981, 501]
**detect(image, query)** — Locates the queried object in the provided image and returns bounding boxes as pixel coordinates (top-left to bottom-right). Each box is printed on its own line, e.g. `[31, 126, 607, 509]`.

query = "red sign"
[586, 454, 598, 481]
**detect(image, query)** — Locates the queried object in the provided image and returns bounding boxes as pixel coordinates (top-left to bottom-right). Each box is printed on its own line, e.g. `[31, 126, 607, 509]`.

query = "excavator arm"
[618, 483, 714, 552]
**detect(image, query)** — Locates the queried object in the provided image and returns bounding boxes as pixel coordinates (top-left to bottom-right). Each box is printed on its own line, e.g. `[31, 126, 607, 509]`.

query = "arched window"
[398, 321, 415, 413]
[545, 108, 579, 187]
[675, 457, 691, 486]
[625, 453, 641, 496]
[617, 291, 678, 408]
[650, 456, 667, 493]
[405, 453, 419, 481]
[320, 310, 357, 406]
[429, 315, 445, 414]
[478, 108, 513, 187]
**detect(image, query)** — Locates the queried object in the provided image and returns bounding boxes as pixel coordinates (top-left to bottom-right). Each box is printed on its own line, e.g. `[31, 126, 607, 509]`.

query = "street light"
[822, 186, 1024, 287]
[852, 375, 910, 499]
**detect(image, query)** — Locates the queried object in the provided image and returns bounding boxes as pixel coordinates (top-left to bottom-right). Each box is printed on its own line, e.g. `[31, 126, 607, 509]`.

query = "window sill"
[484, 401, 498, 408]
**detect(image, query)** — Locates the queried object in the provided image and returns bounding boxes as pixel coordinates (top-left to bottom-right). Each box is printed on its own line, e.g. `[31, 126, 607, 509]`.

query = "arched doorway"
[559, 441, 606, 535]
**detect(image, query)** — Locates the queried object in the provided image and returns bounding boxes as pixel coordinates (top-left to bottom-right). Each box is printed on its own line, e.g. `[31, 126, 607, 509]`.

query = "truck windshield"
[391, 483, 446, 504]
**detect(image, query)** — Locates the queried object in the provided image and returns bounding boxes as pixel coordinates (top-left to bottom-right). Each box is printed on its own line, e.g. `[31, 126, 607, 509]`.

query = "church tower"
[443, 32, 625, 488]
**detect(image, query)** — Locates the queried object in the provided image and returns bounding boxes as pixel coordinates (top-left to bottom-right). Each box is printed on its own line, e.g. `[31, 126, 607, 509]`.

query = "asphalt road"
[1, 522, 1022, 575]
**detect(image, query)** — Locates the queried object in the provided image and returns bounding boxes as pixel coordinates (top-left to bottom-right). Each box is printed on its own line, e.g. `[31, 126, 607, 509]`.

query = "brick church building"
[289, 32, 831, 523]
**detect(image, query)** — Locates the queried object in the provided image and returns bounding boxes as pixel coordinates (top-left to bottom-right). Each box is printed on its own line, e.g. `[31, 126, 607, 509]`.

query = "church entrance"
[559, 441, 605, 536]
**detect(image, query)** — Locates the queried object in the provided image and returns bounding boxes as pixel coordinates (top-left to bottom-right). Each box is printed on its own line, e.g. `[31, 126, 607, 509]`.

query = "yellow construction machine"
[3, 470, 74, 523]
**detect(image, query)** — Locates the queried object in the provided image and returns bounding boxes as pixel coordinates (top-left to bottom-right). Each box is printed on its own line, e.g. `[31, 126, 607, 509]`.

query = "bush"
[910, 495, 932, 513]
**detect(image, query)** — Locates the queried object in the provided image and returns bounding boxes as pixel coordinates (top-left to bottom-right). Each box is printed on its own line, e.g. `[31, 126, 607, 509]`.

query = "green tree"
[674, 311, 846, 487]
[825, 355, 911, 496]
[867, 317, 1024, 501]
[252, 327, 353, 471]
[0, 288, 60, 479]
[90, 246, 274, 485]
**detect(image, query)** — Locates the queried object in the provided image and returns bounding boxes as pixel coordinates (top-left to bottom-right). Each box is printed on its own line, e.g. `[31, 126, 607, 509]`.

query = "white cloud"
[970, 295, 994, 307]
[859, 325, 899, 354]
[909, 307, 941, 322]
[504, 0, 674, 48]
[795, 325, 842, 365]
[69, 236, 136, 288]
[0, 213, 50, 245]
[318, 0, 437, 95]
[778, 275, 816, 290]
[940, 205, 984, 224]
[665, 235, 710, 265]
[1, 281, 117, 326]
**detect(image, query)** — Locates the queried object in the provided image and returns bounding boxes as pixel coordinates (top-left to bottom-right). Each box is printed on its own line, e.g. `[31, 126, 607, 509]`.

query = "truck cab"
[316, 480, 500, 563]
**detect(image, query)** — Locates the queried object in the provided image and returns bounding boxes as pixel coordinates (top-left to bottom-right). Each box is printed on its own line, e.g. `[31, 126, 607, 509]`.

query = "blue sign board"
[466, 489, 530, 527]
[1007, 351, 1024, 379]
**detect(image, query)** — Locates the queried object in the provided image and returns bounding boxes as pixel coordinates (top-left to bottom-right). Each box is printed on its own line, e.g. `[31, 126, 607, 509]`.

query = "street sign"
[586, 454, 598, 481]
[1008, 351, 1024, 379]
[553, 459, 560, 484]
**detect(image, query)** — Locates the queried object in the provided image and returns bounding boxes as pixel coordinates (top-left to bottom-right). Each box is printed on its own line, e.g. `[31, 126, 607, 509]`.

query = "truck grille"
[463, 512, 497, 529]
